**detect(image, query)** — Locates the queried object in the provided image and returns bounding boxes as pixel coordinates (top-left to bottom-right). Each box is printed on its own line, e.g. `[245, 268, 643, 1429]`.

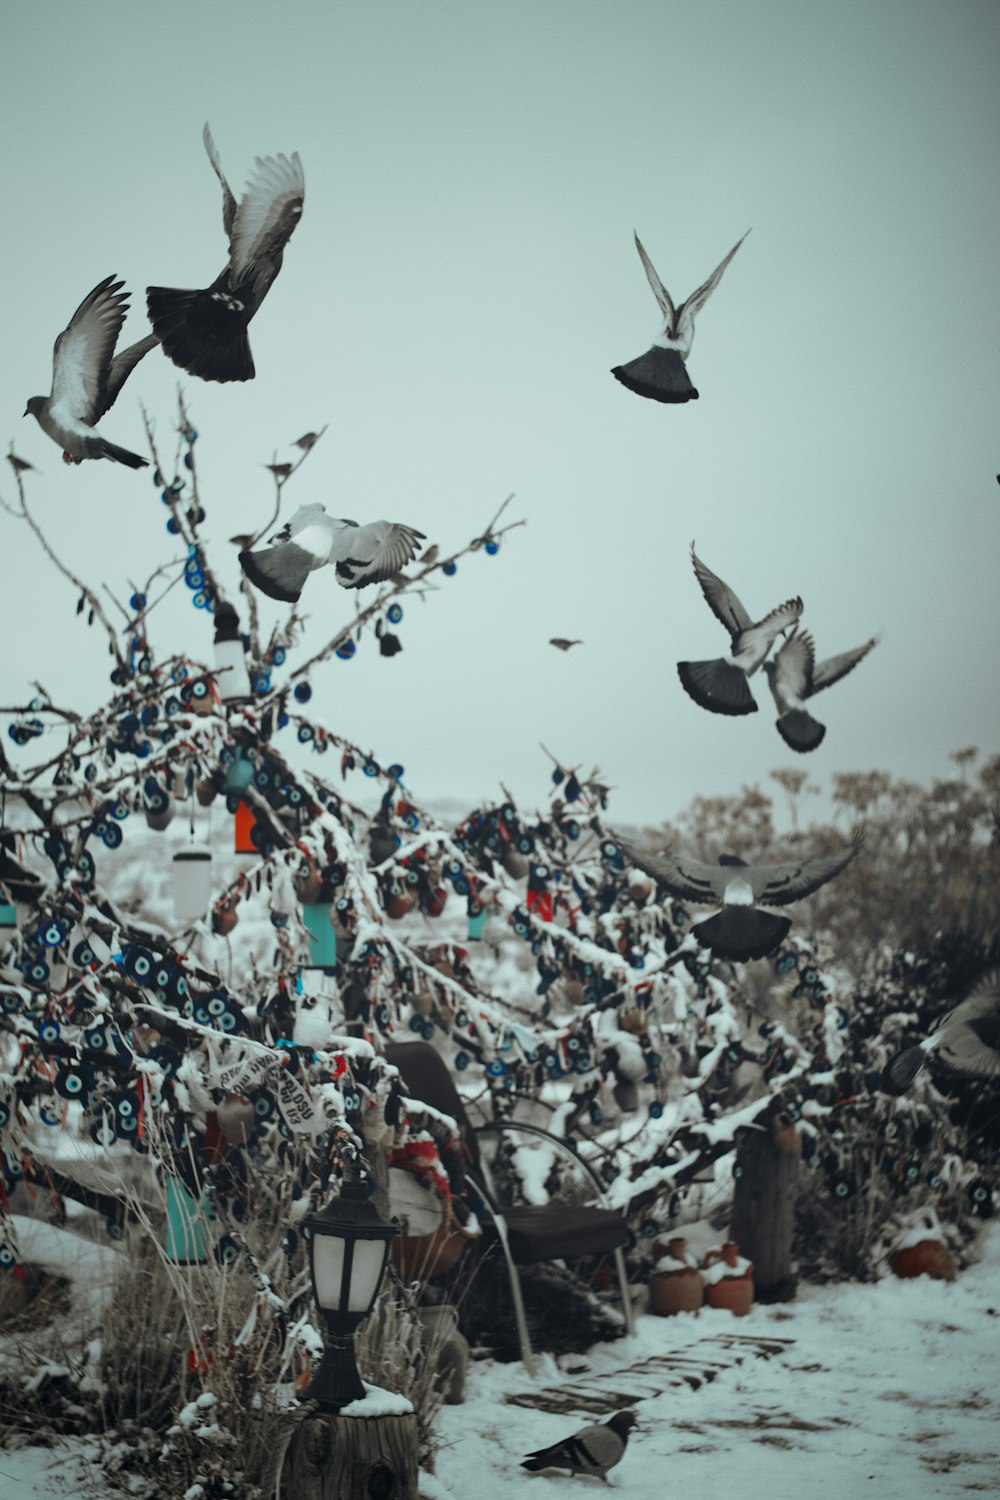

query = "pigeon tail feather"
[693, 906, 790, 961]
[880, 1044, 928, 1095]
[146, 284, 255, 383]
[678, 657, 757, 715]
[99, 439, 148, 469]
[611, 346, 699, 403]
[776, 708, 826, 752]
[238, 549, 302, 603]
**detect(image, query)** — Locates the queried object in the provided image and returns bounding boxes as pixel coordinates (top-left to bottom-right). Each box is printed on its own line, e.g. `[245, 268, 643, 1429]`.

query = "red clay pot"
[890, 1239, 956, 1282]
[702, 1241, 754, 1316]
[651, 1237, 704, 1315]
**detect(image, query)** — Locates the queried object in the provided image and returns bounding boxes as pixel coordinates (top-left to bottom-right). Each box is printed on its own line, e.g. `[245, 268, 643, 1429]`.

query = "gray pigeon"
[621, 833, 863, 961]
[881, 970, 1000, 1094]
[239, 503, 425, 603]
[764, 629, 878, 752]
[550, 637, 583, 651]
[521, 1410, 637, 1482]
[24, 276, 156, 468]
[612, 230, 748, 402]
[147, 124, 304, 383]
[677, 545, 802, 716]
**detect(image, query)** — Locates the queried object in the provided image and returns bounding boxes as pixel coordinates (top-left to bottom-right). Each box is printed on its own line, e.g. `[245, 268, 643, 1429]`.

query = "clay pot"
[890, 1239, 956, 1282]
[651, 1237, 703, 1316]
[212, 904, 239, 936]
[392, 1221, 471, 1282]
[703, 1241, 754, 1316]
[195, 777, 218, 807]
[294, 867, 324, 905]
[772, 1111, 802, 1157]
[386, 890, 415, 920]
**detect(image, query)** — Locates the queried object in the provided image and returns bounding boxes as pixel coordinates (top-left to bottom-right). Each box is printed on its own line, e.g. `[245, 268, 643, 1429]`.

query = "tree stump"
[282, 1408, 418, 1500]
[730, 1113, 800, 1300]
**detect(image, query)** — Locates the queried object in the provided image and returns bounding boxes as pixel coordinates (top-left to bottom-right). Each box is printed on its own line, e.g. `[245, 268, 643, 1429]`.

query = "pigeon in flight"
[550, 637, 583, 651]
[677, 545, 802, 716]
[239, 503, 425, 602]
[24, 276, 156, 468]
[881, 971, 1000, 1095]
[521, 1410, 637, 1481]
[620, 833, 863, 961]
[611, 230, 748, 403]
[147, 124, 304, 383]
[764, 629, 879, 753]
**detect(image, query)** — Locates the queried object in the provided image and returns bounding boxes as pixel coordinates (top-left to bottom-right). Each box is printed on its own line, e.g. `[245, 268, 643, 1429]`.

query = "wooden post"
[281, 1408, 418, 1500]
[730, 1112, 800, 1300]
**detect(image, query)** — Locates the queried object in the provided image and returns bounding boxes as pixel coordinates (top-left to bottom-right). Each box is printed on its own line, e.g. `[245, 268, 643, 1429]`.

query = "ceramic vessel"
[651, 1236, 704, 1315]
[890, 1238, 956, 1282]
[702, 1240, 754, 1316]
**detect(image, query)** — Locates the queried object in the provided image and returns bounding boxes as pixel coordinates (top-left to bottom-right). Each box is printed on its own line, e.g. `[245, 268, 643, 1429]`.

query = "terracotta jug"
[650, 1235, 703, 1315]
[890, 1238, 956, 1282]
[702, 1240, 754, 1316]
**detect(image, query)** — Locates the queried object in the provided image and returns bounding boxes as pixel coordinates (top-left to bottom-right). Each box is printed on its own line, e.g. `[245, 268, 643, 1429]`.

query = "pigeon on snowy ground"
[763, 629, 879, 752]
[620, 834, 863, 962]
[677, 545, 802, 716]
[239, 503, 425, 603]
[147, 124, 304, 383]
[521, 1410, 637, 1481]
[881, 971, 1000, 1095]
[611, 230, 748, 402]
[24, 276, 157, 468]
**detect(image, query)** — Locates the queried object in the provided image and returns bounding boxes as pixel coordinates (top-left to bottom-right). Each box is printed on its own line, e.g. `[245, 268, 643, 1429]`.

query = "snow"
[5, 1225, 999, 1496]
[338, 1381, 414, 1418]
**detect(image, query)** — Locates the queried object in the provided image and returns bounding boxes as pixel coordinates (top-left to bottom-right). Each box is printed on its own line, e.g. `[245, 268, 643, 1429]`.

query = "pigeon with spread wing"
[239, 503, 425, 603]
[521, 1410, 637, 1481]
[677, 545, 802, 716]
[24, 276, 157, 468]
[881, 971, 1000, 1095]
[148, 124, 304, 383]
[620, 833, 863, 961]
[611, 230, 748, 402]
[764, 629, 879, 752]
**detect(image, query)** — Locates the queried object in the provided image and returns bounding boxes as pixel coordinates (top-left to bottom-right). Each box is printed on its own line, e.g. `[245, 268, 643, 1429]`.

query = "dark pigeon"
[24, 276, 156, 468]
[612, 230, 747, 402]
[881, 970, 1000, 1094]
[677, 544, 802, 716]
[239, 503, 424, 603]
[521, 1410, 637, 1481]
[620, 833, 863, 962]
[148, 124, 304, 383]
[764, 629, 878, 753]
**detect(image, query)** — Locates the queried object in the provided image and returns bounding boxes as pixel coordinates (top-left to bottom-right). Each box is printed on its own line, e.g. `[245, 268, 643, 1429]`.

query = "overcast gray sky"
[1, 0, 997, 829]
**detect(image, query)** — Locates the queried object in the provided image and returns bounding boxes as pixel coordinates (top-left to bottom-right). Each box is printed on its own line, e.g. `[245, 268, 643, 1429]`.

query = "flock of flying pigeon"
[22, 127, 992, 1105]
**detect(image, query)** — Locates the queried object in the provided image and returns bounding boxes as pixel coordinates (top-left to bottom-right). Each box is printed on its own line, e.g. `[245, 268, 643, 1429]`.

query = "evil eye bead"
[648, 1100, 664, 1119]
[271, 646, 286, 667]
[442, 561, 457, 576]
[335, 640, 356, 660]
[293, 683, 312, 703]
[37, 1019, 61, 1045]
[101, 823, 123, 850]
[39, 920, 68, 948]
[386, 603, 403, 624]
[486, 1060, 506, 1077]
[55, 1064, 94, 1101]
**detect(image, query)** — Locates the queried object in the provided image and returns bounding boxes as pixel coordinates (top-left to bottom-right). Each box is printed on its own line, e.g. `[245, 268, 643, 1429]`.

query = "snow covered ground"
[2, 1222, 997, 1498]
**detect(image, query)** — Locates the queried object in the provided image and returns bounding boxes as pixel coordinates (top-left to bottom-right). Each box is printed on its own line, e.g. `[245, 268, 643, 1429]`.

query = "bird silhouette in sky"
[611, 229, 748, 403]
[677, 545, 802, 716]
[239, 503, 425, 603]
[24, 276, 156, 468]
[620, 833, 863, 961]
[147, 124, 304, 383]
[764, 629, 879, 752]
[881, 971, 1000, 1094]
[549, 637, 583, 651]
[521, 1411, 637, 1480]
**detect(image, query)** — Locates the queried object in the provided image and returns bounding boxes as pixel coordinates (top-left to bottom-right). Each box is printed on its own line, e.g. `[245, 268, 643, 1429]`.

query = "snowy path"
[3, 1227, 997, 1498]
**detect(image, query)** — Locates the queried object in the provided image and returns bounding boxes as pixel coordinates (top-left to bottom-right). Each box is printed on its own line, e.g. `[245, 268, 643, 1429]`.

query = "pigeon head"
[607, 1411, 638, 1438]
[24, 396, 45, 418]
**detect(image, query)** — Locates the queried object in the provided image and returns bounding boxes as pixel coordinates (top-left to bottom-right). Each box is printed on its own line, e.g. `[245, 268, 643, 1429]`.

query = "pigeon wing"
[767, 628, 814, 705]
[674, 230, 749, 345]
[102, 333, 159, 416]
[690, 545, 753, 641]
[203, 122, 238, 240]
[752, 833, 863, 906]
[620, 838, 723, 903]
[50, 275, 129, 423]
[809, 636, 879, 697]
[334, 522, 426, 589]
[934, 970, 1000, 1036]
[936, 1017, 1000, 1078]
[734, 596, 804, 674]
[229, 151, 305, 287]
[633, 233, 677, 329]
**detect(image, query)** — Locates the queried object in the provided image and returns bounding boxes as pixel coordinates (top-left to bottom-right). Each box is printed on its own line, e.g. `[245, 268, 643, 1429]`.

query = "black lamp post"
[301, 1180, 400, 1411]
